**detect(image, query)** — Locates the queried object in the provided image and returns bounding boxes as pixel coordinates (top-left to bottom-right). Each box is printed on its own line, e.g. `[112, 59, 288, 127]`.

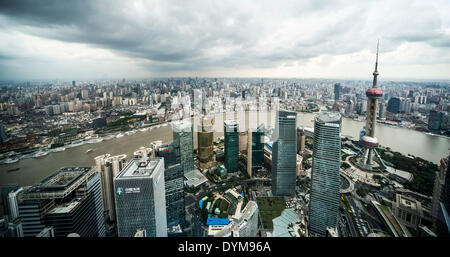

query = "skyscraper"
[432, 156, 448, 234]
[198, 116, 214, 169]
[18, 167, 104, 237]
[172, 120, 194, 173]
[94, 154, 127, 228]
[378, 101, 386, 119]
[247, 124, 264, 177]
[1, 184, 19, 218]
[156, 142, 185, 228]
[428, 110, 444, 132]
[431, 156, 450, 236]
[297, 128, 306, 153]
[308, 112, 342, 237]
[334, 83, 341, 101]
[271, 110, 297, 196]
[114, 157, 167, 237]
[224, 120, 239, 173]
[387, 97, 400, 114]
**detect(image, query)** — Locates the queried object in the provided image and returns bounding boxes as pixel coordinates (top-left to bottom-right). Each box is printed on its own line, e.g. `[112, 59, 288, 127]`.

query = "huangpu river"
[1, 111, 449, 187]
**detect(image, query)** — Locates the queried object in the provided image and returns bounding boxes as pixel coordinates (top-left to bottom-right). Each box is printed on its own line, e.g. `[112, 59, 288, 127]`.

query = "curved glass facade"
[309, 112, 341, 237]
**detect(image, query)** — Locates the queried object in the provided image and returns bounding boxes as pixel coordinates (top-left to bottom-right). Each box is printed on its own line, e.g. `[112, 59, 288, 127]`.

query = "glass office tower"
[18, 167, 104, 237]
[156, 142, 185, 228]
[250, 124, 264, 173]
[172, 120, 194, 173]
[224, 120, 239, 173]
[114, 157, 167, 237]
[334, 83, 341, 101]
[198, 116, 214, 169]
[271, 110, 297, 196]
[308, 112, 342, 237]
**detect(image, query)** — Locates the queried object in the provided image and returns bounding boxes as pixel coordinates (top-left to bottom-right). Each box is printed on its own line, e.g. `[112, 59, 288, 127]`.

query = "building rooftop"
[47, 198, 83, 214]
[184, 168, 208, 188]
[315, 111, 341, 124]
[385, 166, 414, 182]
[21, 167, 94, 199]
[224, 120, 238, 126]
[271, 209, 300, 237]
[238, 201, 258, 222]
[118, 157, 162, 178]
[171, 120, 192, 132]
[213, 200, 259, 237]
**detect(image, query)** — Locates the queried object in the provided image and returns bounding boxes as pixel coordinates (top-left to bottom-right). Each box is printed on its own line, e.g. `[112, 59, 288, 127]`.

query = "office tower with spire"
[355, 42, 384, 170]
[224, 120, 239, 173]
[271, 110, 297, 196]
[172, 120, 194, 173]
[114, 157, 167, 237]
[308, 112, 342, 237]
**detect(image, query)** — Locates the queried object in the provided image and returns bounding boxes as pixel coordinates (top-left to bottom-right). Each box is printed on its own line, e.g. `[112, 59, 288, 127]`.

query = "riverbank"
[0, 110, 448, 187]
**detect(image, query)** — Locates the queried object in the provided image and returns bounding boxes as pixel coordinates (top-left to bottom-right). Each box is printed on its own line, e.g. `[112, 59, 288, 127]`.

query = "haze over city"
[0, 0, 449, 80]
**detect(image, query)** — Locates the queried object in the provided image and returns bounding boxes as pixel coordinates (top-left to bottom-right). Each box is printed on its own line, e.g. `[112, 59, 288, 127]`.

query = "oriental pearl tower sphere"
[359, 41, 383, 167]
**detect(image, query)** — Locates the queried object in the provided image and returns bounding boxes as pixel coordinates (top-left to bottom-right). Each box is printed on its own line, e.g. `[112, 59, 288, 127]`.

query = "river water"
[1, 111, 449, 187]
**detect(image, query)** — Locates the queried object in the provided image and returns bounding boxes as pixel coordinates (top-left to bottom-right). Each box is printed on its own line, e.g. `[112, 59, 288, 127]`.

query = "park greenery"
[256, 197, 286, 230]
[378, 148, 438, 196]
[341, 162, 351, 170]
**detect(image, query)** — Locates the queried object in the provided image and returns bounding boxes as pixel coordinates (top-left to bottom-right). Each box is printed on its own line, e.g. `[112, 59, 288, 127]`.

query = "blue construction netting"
[206, 217, 231, 226]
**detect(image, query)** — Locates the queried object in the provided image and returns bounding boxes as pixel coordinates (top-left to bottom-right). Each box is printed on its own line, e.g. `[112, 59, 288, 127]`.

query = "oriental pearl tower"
[357, 41, 383, 169]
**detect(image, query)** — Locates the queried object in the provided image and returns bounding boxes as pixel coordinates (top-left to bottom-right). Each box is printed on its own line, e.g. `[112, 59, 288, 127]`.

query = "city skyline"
[0, 0, 449, 80]
[0, 0, 449, 242]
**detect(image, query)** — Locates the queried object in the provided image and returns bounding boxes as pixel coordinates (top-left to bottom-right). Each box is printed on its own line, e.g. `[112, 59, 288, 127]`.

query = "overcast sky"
[0, 0, 449, 80]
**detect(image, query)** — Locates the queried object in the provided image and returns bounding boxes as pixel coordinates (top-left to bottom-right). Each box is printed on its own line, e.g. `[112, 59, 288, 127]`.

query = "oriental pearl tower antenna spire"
[356, 41, 384, 170]
[373, 40, 379, 88]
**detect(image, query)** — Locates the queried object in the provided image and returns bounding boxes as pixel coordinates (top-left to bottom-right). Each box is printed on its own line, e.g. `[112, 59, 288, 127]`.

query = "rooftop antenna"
[372, 40, 379, 88]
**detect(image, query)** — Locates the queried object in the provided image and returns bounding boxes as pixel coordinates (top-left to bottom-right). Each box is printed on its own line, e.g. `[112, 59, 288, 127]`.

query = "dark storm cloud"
[0, 0, 449, 76]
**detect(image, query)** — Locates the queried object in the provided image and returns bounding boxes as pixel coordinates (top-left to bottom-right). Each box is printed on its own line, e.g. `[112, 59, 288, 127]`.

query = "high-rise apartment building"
[297, 128, 306, 153]
[308, 112, 342, 237]
[271, 110, 297, 196]
[224, 120, 239, 173]
[94, 154, 127, 225]
[114, 157, 167, 237]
